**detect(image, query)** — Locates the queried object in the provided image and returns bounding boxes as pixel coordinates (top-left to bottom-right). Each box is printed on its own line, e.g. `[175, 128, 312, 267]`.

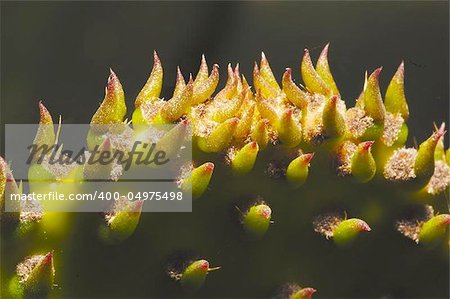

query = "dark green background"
[1, 1, 449, 298]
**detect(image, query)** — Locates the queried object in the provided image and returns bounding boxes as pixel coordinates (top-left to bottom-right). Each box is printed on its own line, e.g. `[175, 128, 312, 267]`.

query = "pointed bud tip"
[302, 153, 315, 164]
[43, 251, 53, 264]
[204, 162, 215, 173]
[436, 123, 446, 140]
[362, 141, 375, 151]
[101, 137, 112, 149]
[259, 205, 272, 219]
[320, 43, 330, 57]
[329, 95, 339, 106]
[359, 220, 371, 232]
[132, 200, 144, 212]
[249, 141, 258, 150]
[153, 50, 160, 63]
[229, 117, 239, 126]
[370, 67, 383, 79]
[199, 260, 209, 270]
[303, 287, 317, 296]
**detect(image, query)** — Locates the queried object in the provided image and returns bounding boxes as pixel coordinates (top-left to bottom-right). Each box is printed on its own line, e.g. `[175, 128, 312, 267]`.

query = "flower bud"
[192, 57, 219, 105]
[160, 77, 193, 122]
[277, 109, 302, 148]
[243, 203, 272, 237]
[251, 119, 270, 150]
[351, 141, 376, 183]
[231, 141, 259, 175]
[414, 124, 445, 186]
[135, 51, 163, 107]
[364, 67, 386, 124]
[11, 252, 55, 297]
[260, 52, 281, 90]
[181, 162, 214, 199]
[301, 49, 330, 95]
[333, 218, 371, 246]
[100, 198, 144, 243]
[180, 259, 220, 292]
[322, 96, 346, 139]
[385, 61, 409, 120]
[282, 68, 308, 109]
[235, 103, 255, 139]
[212, 89, 245, 123]
[197, 117, 239, 152]
[286, 153, 314, 188]
[290, 287, 317, 299]
[91, 69, 126, 127]
[256, 91, 279, 126]
[33, 102, 55, 153]
[316, 43, 340, 96]
[418, 214, 450, 245]
[173, 66, 186, 98]
[254, 63, 279, 99]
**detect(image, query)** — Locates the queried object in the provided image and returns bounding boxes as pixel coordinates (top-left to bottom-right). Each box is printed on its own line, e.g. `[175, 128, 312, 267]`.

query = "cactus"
[1, 45, 449, 298]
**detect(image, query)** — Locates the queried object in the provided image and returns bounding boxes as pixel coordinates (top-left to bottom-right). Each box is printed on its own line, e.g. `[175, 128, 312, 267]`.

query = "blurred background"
[1, 2, 449, 299]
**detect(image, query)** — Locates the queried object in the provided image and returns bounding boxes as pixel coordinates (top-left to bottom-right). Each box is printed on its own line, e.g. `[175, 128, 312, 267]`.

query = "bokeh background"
[1, 1, 449, 298]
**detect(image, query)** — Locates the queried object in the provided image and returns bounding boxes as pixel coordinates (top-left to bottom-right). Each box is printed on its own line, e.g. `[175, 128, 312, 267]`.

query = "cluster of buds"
[1, 44, 449, 296]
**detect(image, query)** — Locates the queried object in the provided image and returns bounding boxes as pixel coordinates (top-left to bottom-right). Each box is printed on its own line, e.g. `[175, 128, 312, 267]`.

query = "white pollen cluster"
[384, 148, 417, 181]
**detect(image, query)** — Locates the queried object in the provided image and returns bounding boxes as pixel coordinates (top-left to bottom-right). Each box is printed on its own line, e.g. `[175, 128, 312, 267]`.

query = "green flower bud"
[286, 153, 314, 188]
[212, 89, 244, 123]
[181, 162, 214, 199]
[243, 203, 272, 238]
[90, 69, 126, 128]
[363, 67, 386, 124]
[282, 68, 308, 109]
[333, 218, 371, 246]
[260, 52, 281, 90]
[160, 77, 193, 122]
[254, 63, 279, 99]
[235, 103, 255, 139]
[100, 198, 144, 243]
[256, 92, 279, 127]
[385, 61, 409, 120]
[10, 252, 55, 298]
[316, 43, 340, 96]
[351, 141, 376, 183]
[33, 102, 55, 155]
[231, 141, 259, 175]
[197, 117, 239, 152]
[180, 259, 220, 292]
[322, 95, 346, 139]
[193, 62, 219, 105]
[418, 214, 450, 245]
[301, 49, 330, 96]
[278, 109, 302, 148]
[251, 119, 269, 150]
[414, 124, 445, 186]
[290, 287, 317, 299]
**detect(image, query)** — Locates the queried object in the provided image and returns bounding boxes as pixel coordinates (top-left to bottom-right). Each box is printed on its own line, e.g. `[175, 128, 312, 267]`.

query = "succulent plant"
[1, 45, 449, 298]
